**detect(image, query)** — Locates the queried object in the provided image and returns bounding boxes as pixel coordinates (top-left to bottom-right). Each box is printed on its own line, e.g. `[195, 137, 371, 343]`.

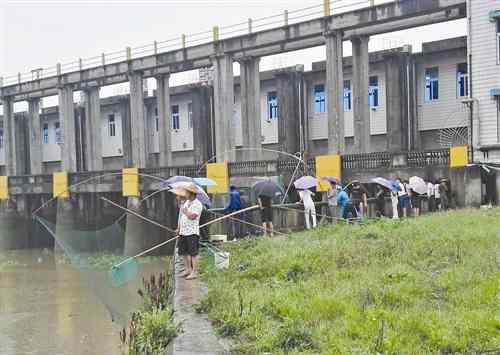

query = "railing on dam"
[0, 0, 382, 87]
[5, 149, 450, 195]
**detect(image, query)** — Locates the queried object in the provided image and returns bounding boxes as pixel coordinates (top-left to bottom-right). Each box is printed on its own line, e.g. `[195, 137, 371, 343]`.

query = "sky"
[1, 0, 466, 111]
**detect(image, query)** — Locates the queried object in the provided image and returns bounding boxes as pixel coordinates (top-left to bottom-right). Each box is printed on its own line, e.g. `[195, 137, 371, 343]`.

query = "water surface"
[0, 249, 122, 355]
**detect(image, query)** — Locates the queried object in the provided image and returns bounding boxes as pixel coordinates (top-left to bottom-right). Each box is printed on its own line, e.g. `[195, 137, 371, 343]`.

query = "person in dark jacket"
[225, 185, 242, 239]
[375, 185, 386, 217]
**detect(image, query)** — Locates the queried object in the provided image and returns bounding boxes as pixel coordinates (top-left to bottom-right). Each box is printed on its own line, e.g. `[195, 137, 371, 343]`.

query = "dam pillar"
[212, 54, 235, 162]
[156, 73, 172, 167]
[82, 87, 103, 171]
[325, 31, 344, 154]
[58, 86, 78, 172]
[28, 98, 43, 175]
[239, 57, 262, 161]
[128, 72, 148, 168]
[2, 97, 18, 176]
[351, 35, 371, 153]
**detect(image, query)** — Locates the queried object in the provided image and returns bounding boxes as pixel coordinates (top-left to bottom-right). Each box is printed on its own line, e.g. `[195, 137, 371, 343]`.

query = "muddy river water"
[0, 249, 122, 355]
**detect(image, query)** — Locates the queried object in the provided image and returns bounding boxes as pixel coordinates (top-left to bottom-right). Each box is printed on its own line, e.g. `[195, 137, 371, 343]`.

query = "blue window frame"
[268, 92, 278, 120]
[369, 76, 379, 107]
[314, 84, 326, 113]
[108, 114, 116, 137]
[42, 123, 49, 144]
[457, 63, 469, 98]
[0, 128, 3, 149]
[425, 67, 439, 102]
[171, 105, 180, 130]
[188, 103, 193, 129]
[343, 80, 352, 112]
[497, 19, 500, 64]
[55, 122, 61, 144]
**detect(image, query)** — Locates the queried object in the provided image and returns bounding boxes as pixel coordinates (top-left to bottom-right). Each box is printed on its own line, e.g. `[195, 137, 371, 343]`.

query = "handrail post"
[56, 63, 61, 76]
[18, 72, 21, 84]
[79, 58, 83, 71]
[213, 26, 220, 41]
[323, 0, 331, 16]
[126, 47, 132, 61]
[248, 18, 252, 33]
[101, 53, 105, 66]
[181, 34, 186, 49]
[154, 40, 158, 55]
[284, 10, 289, 26]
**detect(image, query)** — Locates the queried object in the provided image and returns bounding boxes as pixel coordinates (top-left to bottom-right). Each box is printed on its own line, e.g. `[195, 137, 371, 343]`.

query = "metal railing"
[0, 0, 381, 88]
[407, 149, 450, 167]
[342, 151, 393, 169]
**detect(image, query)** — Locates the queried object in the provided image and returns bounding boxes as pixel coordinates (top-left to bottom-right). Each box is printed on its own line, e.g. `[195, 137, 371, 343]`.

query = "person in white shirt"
[397, 179, 410, 218]
[434, 181, 441, 210]
[175, 183, 203, 280]
[391, 189, 399, 219]
[327, 182, 338, 223]
[298, 189, 317, 230]
[427, 181, 435, 212]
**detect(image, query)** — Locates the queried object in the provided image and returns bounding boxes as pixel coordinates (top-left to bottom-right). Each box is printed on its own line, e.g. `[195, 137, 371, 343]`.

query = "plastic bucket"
[214, 252, 230, 270]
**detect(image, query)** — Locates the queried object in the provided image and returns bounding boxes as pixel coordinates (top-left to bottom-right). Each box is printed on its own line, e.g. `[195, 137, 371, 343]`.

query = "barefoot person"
[258, 194, 274, 237]
[176, 183, 203, 280]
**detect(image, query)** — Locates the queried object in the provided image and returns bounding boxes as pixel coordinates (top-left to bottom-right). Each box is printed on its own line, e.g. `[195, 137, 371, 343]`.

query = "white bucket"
[214, 252, 230, 270]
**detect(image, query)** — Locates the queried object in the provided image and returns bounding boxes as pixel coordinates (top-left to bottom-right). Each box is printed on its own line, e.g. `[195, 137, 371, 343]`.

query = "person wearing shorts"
[258, 195, 274, 237]
[176, 183, 203, 280]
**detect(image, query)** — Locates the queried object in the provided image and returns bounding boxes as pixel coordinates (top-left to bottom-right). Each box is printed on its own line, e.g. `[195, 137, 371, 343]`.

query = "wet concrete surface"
[172, 260, 230, 355]
[0, 250, 122, 355]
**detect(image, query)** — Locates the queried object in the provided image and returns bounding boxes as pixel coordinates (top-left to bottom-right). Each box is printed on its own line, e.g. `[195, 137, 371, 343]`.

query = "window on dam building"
[314, 85, 326, 113]
[497, 18, 500, 64]
[343, 80, 352, 112]
[425, 67, 439, 102]
[369, 76, 379, 108]
[457, 63, 469, 98]
[42, 123, 49, 144]
[267, 92, 278, 120]
[188, 103, 193, 129]
[171, 105, 180, 130]
[108, 114, 116, 137]
[55, 122, 61, 144]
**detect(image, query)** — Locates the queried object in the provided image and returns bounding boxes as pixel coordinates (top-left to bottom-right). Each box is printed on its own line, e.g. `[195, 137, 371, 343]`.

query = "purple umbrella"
[293, 176, 318, 190]
[163, 176, 194, 187]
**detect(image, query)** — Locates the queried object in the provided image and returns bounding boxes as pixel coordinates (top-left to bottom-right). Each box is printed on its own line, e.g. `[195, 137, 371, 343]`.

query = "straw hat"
[171, 182, 198, 197]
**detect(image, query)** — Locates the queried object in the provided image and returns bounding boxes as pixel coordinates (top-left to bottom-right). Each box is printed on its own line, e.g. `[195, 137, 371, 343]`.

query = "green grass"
[200, 209, 500, 354]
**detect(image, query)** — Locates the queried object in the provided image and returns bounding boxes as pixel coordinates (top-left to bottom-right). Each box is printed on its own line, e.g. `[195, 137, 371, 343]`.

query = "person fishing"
[327, 181, 339, 223]
[297, 188, 317, 230]
[337, 187, 357, 222]
[225, 185, 242, 239]
[350, 180, 368, 218]
[258, 194, 274, 237]
[375, 185, 386, 217]
[175, 183, 203, 280]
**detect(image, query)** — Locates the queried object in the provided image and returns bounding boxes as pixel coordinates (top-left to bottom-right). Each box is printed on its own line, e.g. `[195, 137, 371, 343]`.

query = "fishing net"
[32, 174, 179, 326]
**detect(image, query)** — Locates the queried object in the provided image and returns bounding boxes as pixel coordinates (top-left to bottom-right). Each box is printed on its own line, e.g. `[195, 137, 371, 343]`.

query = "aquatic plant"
[120, 271, 178, 355]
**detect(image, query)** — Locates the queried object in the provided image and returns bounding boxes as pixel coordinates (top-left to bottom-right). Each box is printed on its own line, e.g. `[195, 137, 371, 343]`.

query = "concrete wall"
[470, 0, 500, 162]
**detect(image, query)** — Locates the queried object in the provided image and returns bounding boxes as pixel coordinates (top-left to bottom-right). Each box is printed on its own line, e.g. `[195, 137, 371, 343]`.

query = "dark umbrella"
[252, 180, 284, 198]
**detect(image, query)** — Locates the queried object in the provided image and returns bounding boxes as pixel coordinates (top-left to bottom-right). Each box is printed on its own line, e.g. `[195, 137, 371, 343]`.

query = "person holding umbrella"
[350, 180, 368, 218]
[173, 183, 203, 280]
[294, 176, 318, 230]
[253, 180, 282, 238]
[297, 188, 317, 229]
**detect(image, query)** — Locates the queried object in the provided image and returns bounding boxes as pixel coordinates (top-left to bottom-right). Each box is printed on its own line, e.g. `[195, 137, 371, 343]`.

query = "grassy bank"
[200, 209, 500, 354]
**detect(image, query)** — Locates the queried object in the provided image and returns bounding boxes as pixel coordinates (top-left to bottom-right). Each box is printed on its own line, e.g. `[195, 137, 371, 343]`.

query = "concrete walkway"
[171, 259, 230, 355]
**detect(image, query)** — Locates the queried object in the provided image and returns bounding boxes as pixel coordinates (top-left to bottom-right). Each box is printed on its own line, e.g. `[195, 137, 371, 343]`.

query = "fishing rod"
[101, 197, 259, 268]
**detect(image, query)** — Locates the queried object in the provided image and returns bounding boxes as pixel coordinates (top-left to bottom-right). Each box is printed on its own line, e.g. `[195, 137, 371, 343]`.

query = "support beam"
[58, 86, 77, 172]
[325, 31, 344, 154]
[384, 53, 408, 152]
[191, 86, 213, 164]
[156, 74, 172, 167]
[2, 97, 17, 175]
[212, 54, 235, 162]
[351, 35, 370, 153]
[129, 72, 148, 168]
[239, 57, 262, 160]
[83, 87, 103, 171]
[28, 98, 42, 175]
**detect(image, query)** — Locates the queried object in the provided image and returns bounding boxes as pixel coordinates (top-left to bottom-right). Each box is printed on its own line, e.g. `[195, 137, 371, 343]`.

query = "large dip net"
[32, 173, 178, 326]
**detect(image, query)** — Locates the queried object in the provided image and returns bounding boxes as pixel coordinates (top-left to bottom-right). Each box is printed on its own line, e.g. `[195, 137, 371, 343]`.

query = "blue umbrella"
[371, 177, 399, 192]
[293, 176, 318, 190]
[193, 177, 217, 187]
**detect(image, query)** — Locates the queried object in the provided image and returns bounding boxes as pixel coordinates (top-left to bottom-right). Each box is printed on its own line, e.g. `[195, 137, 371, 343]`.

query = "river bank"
[199, 209, 500, 354]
